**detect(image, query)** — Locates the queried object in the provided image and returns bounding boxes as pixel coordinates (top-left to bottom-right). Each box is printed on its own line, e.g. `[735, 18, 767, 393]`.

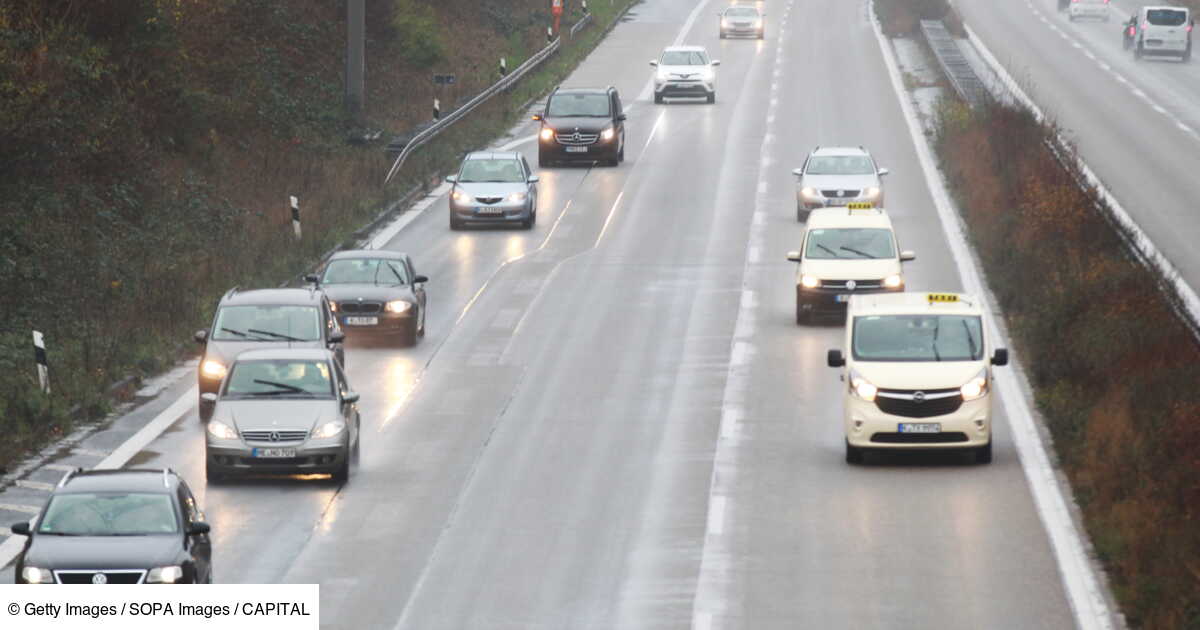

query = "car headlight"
[509, 191, 528, 203]
[329, 301, 338, 312]
[800, 274, 820, 289]
[22, 567, 53, 584]
[539, 128, 555, 141]
[960, 369, 989, 401]
[863, 186, 881, 199]
[850, 371, 878, 402]
[451, 189, 471, 203]
[146, 565, 184, 584]
[800, 187, 821, 199]
[206, 420, 238, 440]
[883, 274, 903, 289]
[600, 126, 615, 141]
[201, 359, 226, 379]
[312, 420, 347, 439]
[386, 300, 412, 313]
[721, 18, 729, 27]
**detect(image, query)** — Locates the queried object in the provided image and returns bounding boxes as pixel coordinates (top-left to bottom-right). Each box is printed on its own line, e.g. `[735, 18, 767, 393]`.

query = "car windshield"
[37, 493, 178, 536]
[805, 156, 876, 175]
[1146, 9, 1187, 25]
[211, 305, 321, 341]
[322, 258, 409, 285]
[726, 7, 759, 17]
[458, 158, 525, 183]
[223, 359, 334, 398]
[852, 315, 984, 362]
[546, 93, 611, 117]
[805, 228, 896, 259]
[660, 50, 709, 65]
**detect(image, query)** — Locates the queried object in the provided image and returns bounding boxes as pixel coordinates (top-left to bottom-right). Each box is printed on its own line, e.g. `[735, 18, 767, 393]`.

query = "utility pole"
[346, 0, 365, 125]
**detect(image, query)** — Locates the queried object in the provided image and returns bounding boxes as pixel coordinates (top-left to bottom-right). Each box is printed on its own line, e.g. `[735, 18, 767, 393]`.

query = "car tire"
[606, 152, 620, 167]
[654, 93, 664, 104]
[757, 31, 764, 40]
[1135, 43, 1143, 59]
[450, 215, 463, 230]
[796, 303, 809, 325]
[719, 31, 726, 39]
[331, 450, 351, 483]
[1184, 45, 1192, 62]
[399, 320, 419, 347]
[975, 440, 993, 464]
[618, 144, 625, 163]
[797, 204, 809, 222]
[707, 92, 716, 104]
[538, 152, 551, 168]
[845, 440, 864, 465]
[205, 461, 222, 484]
[199, 398, 213, 422]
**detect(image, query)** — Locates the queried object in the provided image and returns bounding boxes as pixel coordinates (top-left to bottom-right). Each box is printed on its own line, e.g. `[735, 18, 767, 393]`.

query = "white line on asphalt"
[882, 14, 1116, 630]
[71, 448, 109, 458]
[593, 191, 626, 246]
[96, 386, 198, 471]
[41, 464, 77, 472]
[0, 503, 41, 514]
[707, 496, 726, 536]
[15, 480, 54, 492]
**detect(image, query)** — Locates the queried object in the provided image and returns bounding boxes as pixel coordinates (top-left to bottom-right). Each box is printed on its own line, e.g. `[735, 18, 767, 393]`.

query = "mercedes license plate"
[252, 447, 296, 458]
[565, 146, 588, 153]
[344, 316, 378, 326]
[898, 423, 941, 433]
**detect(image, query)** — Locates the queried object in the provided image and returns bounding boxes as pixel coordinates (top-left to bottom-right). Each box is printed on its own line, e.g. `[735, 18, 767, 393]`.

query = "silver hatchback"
[792, 146, 889, 221]
[447, 151, 539, 230]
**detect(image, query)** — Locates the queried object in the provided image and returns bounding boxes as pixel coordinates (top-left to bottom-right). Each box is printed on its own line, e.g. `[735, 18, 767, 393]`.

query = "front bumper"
[844, 395, 992, 449]
[1068, 6, 1108, 18]
[207, 438, 348, 475]
[721, 23, 764, 36]
[655, 80, 715, 98]
[338, 311, 416, 335]
[539, 136, 618, 162]
[450, 198, 531, 224]
[797, 191, 884, 210]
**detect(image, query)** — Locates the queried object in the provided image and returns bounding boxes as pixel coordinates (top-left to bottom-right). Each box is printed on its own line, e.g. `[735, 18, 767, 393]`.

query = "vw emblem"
[270, 431, 281, 442]
[92, 573, 107, 585]
[839, 190, 848, 197]
[913, 391, 927, 403]
[845, 280, 857, 291]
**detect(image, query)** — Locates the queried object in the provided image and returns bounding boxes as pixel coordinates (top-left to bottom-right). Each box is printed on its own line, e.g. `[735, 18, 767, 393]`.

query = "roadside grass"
[0, 0, 635, 473]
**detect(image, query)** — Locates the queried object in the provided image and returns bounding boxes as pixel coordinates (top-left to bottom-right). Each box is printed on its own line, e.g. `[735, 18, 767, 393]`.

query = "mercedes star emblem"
[270, 431, 281, 442]
[92, 573, 107, 585]
[913, 391, 926, 403]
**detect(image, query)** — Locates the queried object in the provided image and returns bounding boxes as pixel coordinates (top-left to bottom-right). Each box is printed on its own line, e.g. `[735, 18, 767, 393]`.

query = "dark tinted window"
[212, 305, 321, 341]
[547, 93, 611, 117]
[1146, 9, 1187, 25]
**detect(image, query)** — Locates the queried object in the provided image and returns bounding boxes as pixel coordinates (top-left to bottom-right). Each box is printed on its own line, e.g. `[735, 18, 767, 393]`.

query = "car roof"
[57, 469, 179, 494]
[463, 151, 521, 161]
[662, 45, 707, 52]
[848, 292, 984, 317]
[329, 249, 409, 262]
[811, 146, 871, 157]
[806, 207, 894, 230]
[232, 348, 335, 362]
[220, 288, 323, 307]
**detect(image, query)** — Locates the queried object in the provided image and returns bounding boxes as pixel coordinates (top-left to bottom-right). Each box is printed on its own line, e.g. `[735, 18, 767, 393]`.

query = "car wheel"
[845, 440, 864, 465]
[618, 144, 625, 163]
[975, 440, 993, 464]
[607, 152, 620, 167]
[199, 398, 213, 422]
[450, 215, 463, 230]
[417, 311, 426, 338]
[399, 320, 419, 347]
[538, 152, 551, 168]
[797, 204, 809, 222]
[707, 92, 716, 104]
[719, 31, 726, 39]
[1135, 43, 1143, 59]
[331, 450, 351, 483]
[654, 93, 664, 104]
[757, 31, 764, 39]
[796, 303, 808, 325]
[205, 461, 222, 484]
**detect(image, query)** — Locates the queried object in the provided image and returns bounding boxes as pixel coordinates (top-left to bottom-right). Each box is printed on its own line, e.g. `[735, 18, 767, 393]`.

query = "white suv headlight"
[22, 567, 53, 584]
[206, 420, 238, 440]
[312, 420, 347, 439]
[850, 370, 878, 402]
[960, 369, 989, 401]
[147, 565, 184, 584]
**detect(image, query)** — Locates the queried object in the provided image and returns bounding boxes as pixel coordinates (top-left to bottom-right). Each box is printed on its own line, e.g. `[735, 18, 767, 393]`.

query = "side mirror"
[649, 60, 658, 67]
[11, 522, 31, 537]
[711, 60, 721, 66]
[877, 167, 890, 177]
[531, 114, 543, 121]
[187, 521, 211, 536]
[791, 168, 804, 177]
[303, 273, 320, 285]
[343, 392, 361, 404]
[827, 350, 845, 368]
[200, 392, 218, 404]
[617, 113, 627, 121]
[445, 175, 457, 183]
[527, 175, 540, 183]
[413, 274, 429, 284]
[899, 250, 916, 262]
[329, 330, 346, 343]
[991, 348, 1009, 366]
[194, 330, 208, 344]
[786, 250, 802, 262]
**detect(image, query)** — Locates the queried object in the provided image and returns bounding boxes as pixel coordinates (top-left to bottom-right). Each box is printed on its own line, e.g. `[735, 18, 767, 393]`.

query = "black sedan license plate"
[252, 448, 296, 458]
[565, 146, 588, 153]
[898, 423, 941, 433]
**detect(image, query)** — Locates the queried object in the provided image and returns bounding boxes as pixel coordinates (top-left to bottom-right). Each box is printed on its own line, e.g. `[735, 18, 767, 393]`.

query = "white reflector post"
[500, 57, 507, 76]
[290, 195, 301, 239]
[32, 330, 49, 394]
[433, 98, 441, 121]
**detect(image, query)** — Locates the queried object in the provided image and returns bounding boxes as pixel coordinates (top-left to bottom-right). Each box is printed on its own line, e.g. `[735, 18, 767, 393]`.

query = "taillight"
[1188, 24, 1194, 32]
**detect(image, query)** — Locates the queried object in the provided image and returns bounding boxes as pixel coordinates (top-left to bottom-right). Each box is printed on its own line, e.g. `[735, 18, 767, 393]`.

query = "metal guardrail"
[570, 12, 594, 39]
[920, 20, 987, 107]
[384, 37, 562, 184]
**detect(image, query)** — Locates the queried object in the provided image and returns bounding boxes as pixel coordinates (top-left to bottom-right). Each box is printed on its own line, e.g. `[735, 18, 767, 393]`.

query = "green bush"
[391, 0, 445, 67]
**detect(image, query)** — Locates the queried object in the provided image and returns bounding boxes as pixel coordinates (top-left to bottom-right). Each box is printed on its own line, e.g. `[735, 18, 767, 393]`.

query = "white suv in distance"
[651, 46, 720, 104]
[786, 205, 915, 324]
[1134, 5, 1193, 61]
[826, 293, 1009, 465]
[1068, 0, 1112, 21]
[792, 146, 889, 221]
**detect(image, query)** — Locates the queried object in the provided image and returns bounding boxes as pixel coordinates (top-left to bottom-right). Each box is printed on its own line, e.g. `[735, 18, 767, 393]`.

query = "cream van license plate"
[898, 423, 941, 433]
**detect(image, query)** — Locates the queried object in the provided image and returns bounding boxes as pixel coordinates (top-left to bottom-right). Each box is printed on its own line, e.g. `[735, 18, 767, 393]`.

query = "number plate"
[827, 199, 849, 206]
[565, 146, 588, 153]
[252, 447, 296, 458]
[898, 423, 941, 434]
[475, 207, 504, 215]
[344, 316, 378, 326]
[835, 294, 851, 303]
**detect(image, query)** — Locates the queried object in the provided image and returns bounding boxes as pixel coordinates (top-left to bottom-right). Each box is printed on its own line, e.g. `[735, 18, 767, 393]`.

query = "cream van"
[826, 292, 1008, 464]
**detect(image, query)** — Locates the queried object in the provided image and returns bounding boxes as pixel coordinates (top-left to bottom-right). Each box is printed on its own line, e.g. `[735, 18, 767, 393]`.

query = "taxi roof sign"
[846, 202, 874, 210]
[927, 293, 959, 303]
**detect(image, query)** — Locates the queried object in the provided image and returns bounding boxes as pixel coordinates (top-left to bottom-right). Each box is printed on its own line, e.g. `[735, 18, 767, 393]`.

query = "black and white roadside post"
[582, 1, 589, 14]
[547, 26, 554, 43]
[500, 57, 508, 78]
[33, 330, 49, 394]
[433, 98, 441, 121]
[290, 195, 301, 239]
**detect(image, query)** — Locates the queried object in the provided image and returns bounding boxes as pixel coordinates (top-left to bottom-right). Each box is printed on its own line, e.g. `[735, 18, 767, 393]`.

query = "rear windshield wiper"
[247, 329, 303, 342]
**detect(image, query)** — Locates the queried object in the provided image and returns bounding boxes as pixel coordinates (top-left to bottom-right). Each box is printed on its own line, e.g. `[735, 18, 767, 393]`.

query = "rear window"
[1146, 9, 1188, 26]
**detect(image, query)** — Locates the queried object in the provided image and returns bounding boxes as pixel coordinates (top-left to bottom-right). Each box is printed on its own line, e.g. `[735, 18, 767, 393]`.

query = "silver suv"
[792, 146, 889, 222]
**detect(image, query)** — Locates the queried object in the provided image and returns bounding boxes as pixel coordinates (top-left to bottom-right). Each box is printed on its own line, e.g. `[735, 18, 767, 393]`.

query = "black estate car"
[533, 86, 626, 167]
[11, 468, 213, 584]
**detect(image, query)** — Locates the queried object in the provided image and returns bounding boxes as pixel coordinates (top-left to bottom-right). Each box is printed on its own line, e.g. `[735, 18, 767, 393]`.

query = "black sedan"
[316, 250, 428, 346]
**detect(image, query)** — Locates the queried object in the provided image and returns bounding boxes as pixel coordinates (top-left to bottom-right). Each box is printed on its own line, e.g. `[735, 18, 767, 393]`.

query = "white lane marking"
[71, 447, 109, 458]
[707, 496, 726, 536]
[593, 191, 626, 246]
[95, 386, 198, 471]
[15, 480, 54, 492]
[0, 503, 42, 514]
[41, 464, 77, 472]
[1179, 121, 1193, 132]
[1152, 104, 1167, 114]
[886, 16, 1116, 630]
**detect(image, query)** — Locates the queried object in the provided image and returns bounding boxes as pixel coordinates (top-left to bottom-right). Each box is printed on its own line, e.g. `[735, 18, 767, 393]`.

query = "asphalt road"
[4, 0, 1079, 627]
[958, 0, 1200, 289]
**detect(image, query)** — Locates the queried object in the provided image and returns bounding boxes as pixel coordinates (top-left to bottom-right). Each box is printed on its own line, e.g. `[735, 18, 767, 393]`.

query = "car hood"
[323, 284, 414, 304]
[850, 361, 984, 391]
[204, 339, 324, 368]
[451, 181, 528, 199]
[221, 399, 337, 432]
[658, 64, 713, 78]
[799, 174, 880, 190]
[25, 534, 180, 571]
[800, 258, 900, 280]
[541, 117, 613, 134]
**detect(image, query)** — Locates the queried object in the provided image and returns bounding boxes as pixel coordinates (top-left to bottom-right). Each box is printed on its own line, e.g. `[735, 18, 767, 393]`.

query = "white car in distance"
[651, 46, 720, 104]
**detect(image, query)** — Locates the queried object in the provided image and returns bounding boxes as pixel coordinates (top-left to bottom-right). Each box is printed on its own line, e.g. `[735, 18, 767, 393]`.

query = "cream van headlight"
[849, 370, 878, 402]
[960, 369, 988, 401]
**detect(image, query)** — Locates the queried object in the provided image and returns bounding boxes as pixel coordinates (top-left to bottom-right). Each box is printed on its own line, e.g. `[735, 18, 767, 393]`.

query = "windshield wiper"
[931, 318, 942, 362]
[247, 329, 303, 342]
[962, 319, 978, 359]
[839, 246, 875, 259]
[220, 327, 250, 338]
[37, 531, 84, 536]
[815, 244, 841, 258]
[252, 379, 306, 394]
